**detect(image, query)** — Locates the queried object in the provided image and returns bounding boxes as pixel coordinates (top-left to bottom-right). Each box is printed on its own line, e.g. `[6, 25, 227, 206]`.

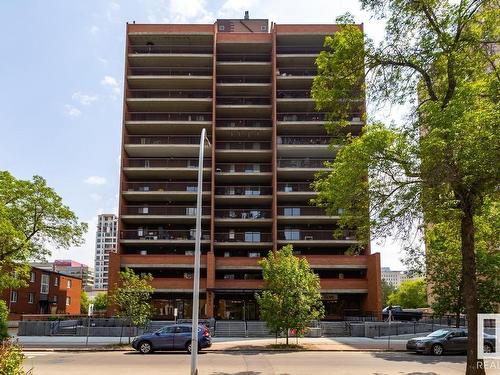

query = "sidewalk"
[15, 335, 409, 352]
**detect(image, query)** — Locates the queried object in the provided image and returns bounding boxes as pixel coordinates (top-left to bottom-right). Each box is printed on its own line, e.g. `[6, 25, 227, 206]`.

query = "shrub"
[0, 339, 31, 375]
[0, 300, 8, 340]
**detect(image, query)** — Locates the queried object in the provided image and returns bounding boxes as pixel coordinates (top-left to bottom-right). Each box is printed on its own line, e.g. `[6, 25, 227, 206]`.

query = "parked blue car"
[132, 324, 212, 354]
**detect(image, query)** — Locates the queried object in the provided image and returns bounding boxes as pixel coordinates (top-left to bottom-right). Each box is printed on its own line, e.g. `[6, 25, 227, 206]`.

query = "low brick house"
[1, 266, 82, 320]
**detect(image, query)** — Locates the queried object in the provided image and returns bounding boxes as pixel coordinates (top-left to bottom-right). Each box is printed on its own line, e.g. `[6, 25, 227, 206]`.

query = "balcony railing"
[217, 75, 271, 84]
[277, 112, 362, 122]
[278, 230, 357, 241]
[278, 159, 331, 168]
[128, 67, 212, 76]
[127, 89, 212, 99]
[121, 229, 210, 240]
[215, 209, 272, 219]
[215, 163, 272, 173]
[276, 46, 325, 54]
[217, 53, 271, 62]
[278, 136, 335, 145]
[126, 135, 206, 145]
[215, 186, 272, 196]
[216, 141, 272, 150]
[217, 96, 271, 105]
[214, 232, 273, 242]
[129, 45, 213, 54]
[277, 67, 317, 76]
[126, 158, 211, 168]
[127, 112, 211, 122]
[277, 206, 329, 216]
[124, 205, 210, 216]
[217, 119, 272, 128]
[277, 90, 311, 99]
[125, 182, 211, 192]
[278, 182, 314, 192]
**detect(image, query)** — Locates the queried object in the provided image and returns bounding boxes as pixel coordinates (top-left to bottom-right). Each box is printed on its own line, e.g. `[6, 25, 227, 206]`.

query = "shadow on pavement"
[124, 351, 208, 355]
[371, 351, 466, 365]
[209, 372, 263, 375]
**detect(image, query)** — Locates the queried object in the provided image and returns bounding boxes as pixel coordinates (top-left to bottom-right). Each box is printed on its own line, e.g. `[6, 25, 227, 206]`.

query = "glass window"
[67, 279, 72, 289]
[284, 229, 300, 240]
[28, 293, 34, 304]
[159, 326, 176, 334]
[10, 291, 17, 303]
[53, 295, 58, 303]
[54, 277, 59, 287]
[41, 274, 49, 294]
[30, 272, 36, 282]
[245, 232, 261, 242]
[66, 296, 71, 306]
[284, 207, 300, 216]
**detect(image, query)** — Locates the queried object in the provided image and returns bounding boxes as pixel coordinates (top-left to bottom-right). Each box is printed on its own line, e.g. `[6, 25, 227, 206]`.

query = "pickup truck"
[382, 306, 423, 321]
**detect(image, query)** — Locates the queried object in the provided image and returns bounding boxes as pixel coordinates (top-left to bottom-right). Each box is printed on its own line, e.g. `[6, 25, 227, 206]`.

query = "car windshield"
[427, 330, 452, 338]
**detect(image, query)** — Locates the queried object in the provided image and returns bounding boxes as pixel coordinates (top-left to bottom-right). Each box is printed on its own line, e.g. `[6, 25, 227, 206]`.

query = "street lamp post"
[190, 128, 210, 375]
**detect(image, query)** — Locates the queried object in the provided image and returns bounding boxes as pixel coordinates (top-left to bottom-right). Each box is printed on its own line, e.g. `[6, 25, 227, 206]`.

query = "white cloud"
[65, 104, 82, 118]
[72, 91, 98, 106]
[89, 25, 100, 35]
[84, 176, 107, 185]
[98, 57, 108, 64]
[109, 1, 120, 11]
[101, 75, 118, 87]
[147, 0, 214, 24]
[90, 193, 102, 201]
[218, 0, 257, 18]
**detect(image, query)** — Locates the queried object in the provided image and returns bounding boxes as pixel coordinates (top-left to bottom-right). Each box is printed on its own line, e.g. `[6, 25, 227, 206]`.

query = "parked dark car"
[132, 324, 212, 354]
[406, 328, 496, 355]
[382, 306, 423, 321]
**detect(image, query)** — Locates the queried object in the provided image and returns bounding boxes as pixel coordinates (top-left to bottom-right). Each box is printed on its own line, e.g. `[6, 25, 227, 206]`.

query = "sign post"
[85, 303, 94, 347]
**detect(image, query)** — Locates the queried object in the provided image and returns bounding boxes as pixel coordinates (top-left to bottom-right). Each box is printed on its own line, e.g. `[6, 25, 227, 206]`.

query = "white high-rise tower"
[94, 214, 117, 290]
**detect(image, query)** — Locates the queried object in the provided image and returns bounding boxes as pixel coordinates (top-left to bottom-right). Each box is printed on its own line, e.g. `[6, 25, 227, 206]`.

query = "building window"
[28, 293, 34, 304]
[284, 207, 300, 216]
[261, 25, 267, 31]
[54, 277, 59, 287]
[52, 295, 58, 303]
[41, 274, 49, 294]
[67, 279, 72, 289]
[219, 25, 225, 31]
[30, 272, 36, 282]
[10, 291, 17, 303]
[245, 232, 261, 242]
[66, 296, 71, 306]
[284, 229, 300, 241]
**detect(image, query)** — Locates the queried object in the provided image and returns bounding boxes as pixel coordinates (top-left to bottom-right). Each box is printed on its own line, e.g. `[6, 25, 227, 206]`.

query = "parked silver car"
[406, 328, 495, 355]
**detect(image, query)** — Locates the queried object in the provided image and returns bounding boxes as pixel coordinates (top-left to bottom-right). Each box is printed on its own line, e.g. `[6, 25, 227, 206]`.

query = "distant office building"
[33, 260, 94, 291]
[94, 214, 118, 290]
[1, 266, 81, 320]
[381, 267, 415, 288]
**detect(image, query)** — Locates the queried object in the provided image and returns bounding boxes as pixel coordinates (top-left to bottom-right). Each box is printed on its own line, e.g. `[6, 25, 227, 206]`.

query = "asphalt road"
[23, 350, 500, 375]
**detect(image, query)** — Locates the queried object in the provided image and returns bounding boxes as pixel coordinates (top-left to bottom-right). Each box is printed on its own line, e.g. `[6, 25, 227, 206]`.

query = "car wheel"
[138, 341, 153, 354]
[186, 341, 201, 354]
[484, 344, 493, 354]
[431, 344, 444, 356]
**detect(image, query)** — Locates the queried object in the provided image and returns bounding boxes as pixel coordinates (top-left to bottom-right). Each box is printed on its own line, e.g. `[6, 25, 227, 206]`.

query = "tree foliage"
[427, 200, 500, 317]
[387, 279, 428, 309]
[111, 268, 154, 328]
[93, 292, 108, 311]
[256, 245, 324, 345]
[0, 171, 87, 291]
[312, 2, 498, 373]
[0, 300, 8, 340]
[80, 291, 90, 314]
[381, 279, 397, 307]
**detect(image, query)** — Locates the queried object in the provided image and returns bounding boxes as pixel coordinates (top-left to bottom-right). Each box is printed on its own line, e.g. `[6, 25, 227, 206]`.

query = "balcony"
[123, 181, 211, 202]
[320, 278, 368, 293]
[277, 158, 331, 179]
[214, 209, 272, 227]
[277, 206, 339, 224]
[152, 278, 207, 292]
[276, 46, 324, 55]
[128, 74, 212, 90]
[217, 118, 272, 128]
[120, 254, 208, 269]
[214, 279, 263, 290]
[216, 256, 262, 270]
[215, 185, 272, 204]
[216, 142, 272, 162]
[123, 158, 211, 179]
[129, 44, 213, 54]
[278, 230, 358, 246]
[217, 75, 271, 84]
[217, 53, 271, 62]
[216, 96, 272, 117]
[120, 229, 210, 244]
[278, 136, 337, 158]
[122, 205, 211, 224]
[277, 182, 317, 201]
[214, 232, 273, 247]
[215, 163, 272, 182]
[124, 135, 211, 157]
[127, 66, 212, 76]
[127, 94, 212, 112]
[126, 112, 212, 134]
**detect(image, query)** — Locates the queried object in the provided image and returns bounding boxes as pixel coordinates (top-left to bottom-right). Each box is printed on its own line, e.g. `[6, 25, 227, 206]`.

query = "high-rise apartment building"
[109, 15, 381, 320]
[94, 214, 118, 290]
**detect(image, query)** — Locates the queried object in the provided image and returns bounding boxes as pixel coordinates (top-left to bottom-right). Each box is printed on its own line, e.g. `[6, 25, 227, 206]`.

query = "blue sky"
[0, 0, 405, 270]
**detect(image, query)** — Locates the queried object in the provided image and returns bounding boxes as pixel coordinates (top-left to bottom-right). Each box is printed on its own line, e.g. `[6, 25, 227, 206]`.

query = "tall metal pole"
[191, 128, 208, 375]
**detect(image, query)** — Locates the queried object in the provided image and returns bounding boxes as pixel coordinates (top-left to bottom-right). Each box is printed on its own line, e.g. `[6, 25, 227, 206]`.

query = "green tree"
[312, 3, 498, 373]
[0, 300, 8, 340]
[256, 245, 324, 345]
[0, 171, 87, 291]
[111, 268, 154, 343]
[427, 200, 500, 325]
[381, 279, 396, 307]
[93, 292, 108, 311]
[80, 291, 90, 314]
[387, 279, 428, 309]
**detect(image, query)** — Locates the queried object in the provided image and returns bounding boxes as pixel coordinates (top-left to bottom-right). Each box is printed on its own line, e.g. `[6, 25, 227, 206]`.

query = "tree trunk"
[286, 329, 289, 346]
[460, 200, 484, 375]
